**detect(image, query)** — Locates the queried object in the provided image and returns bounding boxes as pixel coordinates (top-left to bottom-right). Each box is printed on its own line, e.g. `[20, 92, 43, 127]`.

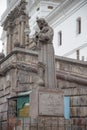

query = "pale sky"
[0, 0, 6, 52]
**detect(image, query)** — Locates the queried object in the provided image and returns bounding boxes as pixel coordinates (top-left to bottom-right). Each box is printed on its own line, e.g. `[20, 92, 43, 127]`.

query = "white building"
[47, 0, 87, 61]
[1, 0, 87, 61]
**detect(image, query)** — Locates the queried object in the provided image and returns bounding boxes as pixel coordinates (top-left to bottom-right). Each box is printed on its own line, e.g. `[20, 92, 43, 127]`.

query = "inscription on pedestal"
[39, 91, 64, 116]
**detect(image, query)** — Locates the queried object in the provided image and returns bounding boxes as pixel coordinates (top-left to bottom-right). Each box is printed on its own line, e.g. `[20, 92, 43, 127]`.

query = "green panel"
[17, 95, 29, 117]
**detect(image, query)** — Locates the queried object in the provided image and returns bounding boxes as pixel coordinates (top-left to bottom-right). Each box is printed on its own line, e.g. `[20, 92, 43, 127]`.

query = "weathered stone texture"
[55, 56, 87, 121]
[34, 18, 57, 88]
[0, 48, 87, 122]
[39, 90, 63, 116]
[30, 87, 64, 119]
[17, 70, 37, 91]
[3, 0, 29, 55]
[55, 56, 87, 76]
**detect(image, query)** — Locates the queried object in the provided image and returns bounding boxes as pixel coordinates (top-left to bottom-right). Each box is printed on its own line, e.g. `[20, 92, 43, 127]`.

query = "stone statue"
[35, 18, 54, 45]
[35, 18, 57, 88]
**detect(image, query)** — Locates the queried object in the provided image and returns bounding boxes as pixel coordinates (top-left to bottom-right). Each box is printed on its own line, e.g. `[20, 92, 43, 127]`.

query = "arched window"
[58, 31, 62, 46]
[76, 17, 81, 34]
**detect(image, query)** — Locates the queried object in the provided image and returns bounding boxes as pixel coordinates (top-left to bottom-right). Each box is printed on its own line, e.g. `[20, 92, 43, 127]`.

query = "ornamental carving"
[3, 0, 29, 55]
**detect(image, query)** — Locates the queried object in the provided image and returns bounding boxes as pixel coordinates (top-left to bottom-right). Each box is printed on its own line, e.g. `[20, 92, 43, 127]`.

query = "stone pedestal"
[38, 44, 57, 88]
[30, 87, 64, 118]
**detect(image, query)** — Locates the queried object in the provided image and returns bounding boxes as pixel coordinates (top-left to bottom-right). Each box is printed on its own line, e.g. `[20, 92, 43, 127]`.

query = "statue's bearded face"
[37, 18, 46, 30]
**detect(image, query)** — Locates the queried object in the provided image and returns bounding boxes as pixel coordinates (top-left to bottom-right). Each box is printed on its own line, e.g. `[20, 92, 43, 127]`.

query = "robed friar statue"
[34, 18, 57, 88]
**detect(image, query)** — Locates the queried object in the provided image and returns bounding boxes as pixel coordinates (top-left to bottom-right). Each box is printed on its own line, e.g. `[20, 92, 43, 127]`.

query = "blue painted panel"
[64, 96, 70, 119]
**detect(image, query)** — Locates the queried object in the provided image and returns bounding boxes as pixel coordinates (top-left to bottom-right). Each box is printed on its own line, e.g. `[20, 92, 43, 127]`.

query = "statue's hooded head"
[36, 18, 48, 30]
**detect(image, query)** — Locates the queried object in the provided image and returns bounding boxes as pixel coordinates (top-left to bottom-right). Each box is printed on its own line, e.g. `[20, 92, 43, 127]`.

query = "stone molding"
[3, 0, 28, 30]
[0, 48, 87, 67]
[2, 0, 30, 55]
[55, 55, 87, 66]
[1, 61, 87, 85]
[0, 62, 37, 76]
[1, 0, 21, 25]
[47, 0, 87, 27]
[0, 48, 87, 85]
[0, 48, 38, 65]
[56, 70, 87, 86]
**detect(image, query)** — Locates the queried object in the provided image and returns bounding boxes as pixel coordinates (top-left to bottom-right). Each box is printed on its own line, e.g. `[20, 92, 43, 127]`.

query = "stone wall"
[55, 56, 87, 124]
[0, 48, 38, 122]
[0, 48, 87, 127]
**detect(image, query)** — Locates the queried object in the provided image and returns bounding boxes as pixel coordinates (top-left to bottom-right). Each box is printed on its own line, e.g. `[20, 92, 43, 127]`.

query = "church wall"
[52, 1, 87, 60]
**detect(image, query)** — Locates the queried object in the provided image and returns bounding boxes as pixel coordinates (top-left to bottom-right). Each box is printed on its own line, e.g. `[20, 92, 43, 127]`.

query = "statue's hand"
[35, 31, 39, 39]
[39, 33, 49, 42]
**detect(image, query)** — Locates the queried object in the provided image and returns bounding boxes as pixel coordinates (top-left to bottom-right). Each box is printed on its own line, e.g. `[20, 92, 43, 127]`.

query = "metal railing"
[0, 117, 87, 130]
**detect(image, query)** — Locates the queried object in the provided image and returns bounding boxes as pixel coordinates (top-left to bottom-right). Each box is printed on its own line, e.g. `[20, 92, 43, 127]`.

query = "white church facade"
[1, 0, 87, 61]
[47, 0, 87, 61]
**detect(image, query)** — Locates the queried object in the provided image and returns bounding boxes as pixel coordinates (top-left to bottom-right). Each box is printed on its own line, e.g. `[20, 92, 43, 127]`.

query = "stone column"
[18, 22, 21, 43]
[6, 28, 12, 55]
[6, 34, 9, 54]
[9, 33, 12, 51]
[20, 20, 25, 46]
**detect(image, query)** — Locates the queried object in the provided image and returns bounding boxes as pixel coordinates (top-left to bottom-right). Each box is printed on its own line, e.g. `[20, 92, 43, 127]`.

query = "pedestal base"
[30, 87, 64, 118]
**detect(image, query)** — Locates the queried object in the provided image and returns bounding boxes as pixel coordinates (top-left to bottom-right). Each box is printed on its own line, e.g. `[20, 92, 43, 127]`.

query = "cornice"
[29, 0, 60, 14]
[0, 61, 37, 76]
[0, 47, 87, 69]
[46, 0, 87, 28]
[0, 47, 38, 65]
[56, 70, 87, 86]
[1, 57, 87, 86]
[55, 55, 87, 67]
[3, 0, 28, 30]
[1, 0, 21, 25]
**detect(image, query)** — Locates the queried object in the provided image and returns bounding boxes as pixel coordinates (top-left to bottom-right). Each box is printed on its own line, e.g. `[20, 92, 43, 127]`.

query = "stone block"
[30, 87, 64, 118]
[71, 107, 87, 117]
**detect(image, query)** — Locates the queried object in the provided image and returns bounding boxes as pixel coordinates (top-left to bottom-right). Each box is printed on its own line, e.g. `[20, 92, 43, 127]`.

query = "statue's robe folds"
[38, 26, 57, 88]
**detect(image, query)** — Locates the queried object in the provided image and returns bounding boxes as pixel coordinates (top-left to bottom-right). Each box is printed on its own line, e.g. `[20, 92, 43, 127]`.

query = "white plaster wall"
[1, 31, 7, 56]
[53, 3, 87, 60]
